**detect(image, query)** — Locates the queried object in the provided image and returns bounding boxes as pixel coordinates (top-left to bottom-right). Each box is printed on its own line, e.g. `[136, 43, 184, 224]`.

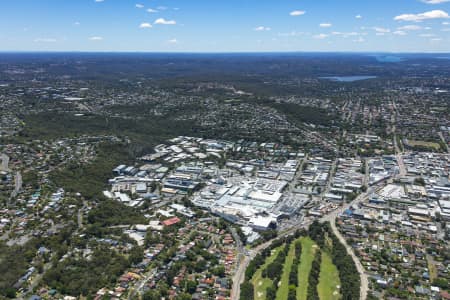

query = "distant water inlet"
[319, 76, 377, 82]
[374, 55, 404, 63]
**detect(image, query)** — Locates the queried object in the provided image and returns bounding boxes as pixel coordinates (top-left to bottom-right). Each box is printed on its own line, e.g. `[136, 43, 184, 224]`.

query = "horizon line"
[0, 50, 450, 55]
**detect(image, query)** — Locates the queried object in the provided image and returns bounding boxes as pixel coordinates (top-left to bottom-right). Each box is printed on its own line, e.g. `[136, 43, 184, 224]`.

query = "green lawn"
[297, 237, 318, 300]
[318, 251, 341, 300]
[252, 246, 283, 300]
[276, 239, 299, 300]
[426, 254, 437, 281]
[406, 140, 441, 150]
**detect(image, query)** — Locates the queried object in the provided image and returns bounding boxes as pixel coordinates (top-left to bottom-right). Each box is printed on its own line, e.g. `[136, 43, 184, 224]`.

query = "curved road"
[329, 214, 368, 300]
[230, 236, 272, 300]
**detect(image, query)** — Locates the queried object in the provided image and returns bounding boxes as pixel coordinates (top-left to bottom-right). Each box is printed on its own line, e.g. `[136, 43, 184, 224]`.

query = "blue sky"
[0, 0, 449, 52]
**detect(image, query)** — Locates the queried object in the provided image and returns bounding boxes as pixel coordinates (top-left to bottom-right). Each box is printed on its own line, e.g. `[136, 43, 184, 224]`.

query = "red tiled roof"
[162, 217, 181, 226]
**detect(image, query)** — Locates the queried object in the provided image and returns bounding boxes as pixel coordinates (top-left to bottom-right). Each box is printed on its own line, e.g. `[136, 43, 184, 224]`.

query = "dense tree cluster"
[307, 249, 322, 300]
[87, 199, 147, 228]
[43, 245, 130, 296]
[49, 142, 133, 199]
[0, 225, 79, 298]
[288, 284, 297, 300]
[266, 282, 277, 299]
[331, 236, 361, 300]
[433, 278, 450, 290]
[308, 221, 327, 249]
[239, 281, 254, 300]
[289, 240, 302, 286]
[0, 239, 40, 297]
[262, 243, 289, 285]
[23, 112, 197, 157]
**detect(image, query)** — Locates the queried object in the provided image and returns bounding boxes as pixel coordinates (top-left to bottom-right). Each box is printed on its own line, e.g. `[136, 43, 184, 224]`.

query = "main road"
[11, 171, 22, 199]
[0, 153, 10, 171]
[127, 269, 157, 300]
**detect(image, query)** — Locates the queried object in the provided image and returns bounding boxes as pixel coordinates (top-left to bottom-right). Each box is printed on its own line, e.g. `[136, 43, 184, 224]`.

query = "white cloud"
[419, 33, 436, 37]
[278, 31, 305, 37]
[154, 18, 176, 25]
[136, 4, 144, 9]
[442, 27, 450, 31]
[393, 30, 407, 35]
[443, 21, 450, 25]
[74, 21, 80, 26]
[290, 10, 306, 16]
[34, 38, 57, 43]
[421, 0, 450, 4]
[139, 23, 152, 29]
[168, 38, 178, 44]
[94, 0, 104, 2]
[355, 15, 362, 19]
[319, 23, 332, 28]
[373, 27, 391, 33]
[157, 6, 168, 10]
[147, 8, 158, 13]
[353, 37, 365, 42]
[254, 26, 271, 31]
[332, 31, 359, 37]
[394, 10, 449, 22]
[89, 36, 103, 41]
[398, 25, 422, 30]
[313, 33, 328, 39]
[431, 38, 442, 41]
